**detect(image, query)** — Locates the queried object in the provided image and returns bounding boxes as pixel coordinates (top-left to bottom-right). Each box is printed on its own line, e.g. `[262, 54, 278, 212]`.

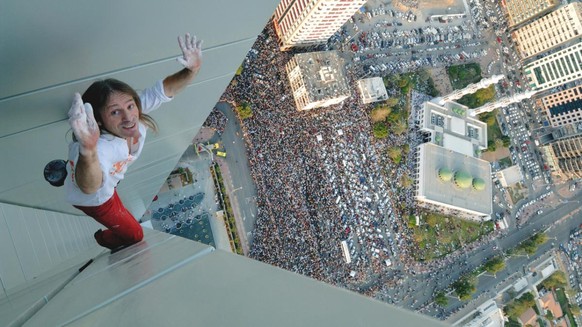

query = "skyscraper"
[538, 85, 582, 127]
[523, 41, 582, 92]
[544, 123, 582, 179]
[512, 3, 582, 59]
[273, 0, 367, 51]
[504, 0, 558, 27]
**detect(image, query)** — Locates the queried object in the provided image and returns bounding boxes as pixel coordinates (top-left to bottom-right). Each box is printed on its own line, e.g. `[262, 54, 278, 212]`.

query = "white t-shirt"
[65, 80, 171, 206]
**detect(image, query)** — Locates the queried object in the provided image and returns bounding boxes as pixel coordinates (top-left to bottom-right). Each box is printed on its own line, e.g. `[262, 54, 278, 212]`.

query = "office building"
[415, 143, 493, 218]
[538, 84, 582, 127]
[542, 122, 582, 179]
[419, 101, 488, 156]
[286, 51, 351, 111]
[414, 100, 492, 219]
[504, 0, 558, 27]
[512, 3, 582, 59]
[523, 41, 582, 92]
[273, 0, 367, 51]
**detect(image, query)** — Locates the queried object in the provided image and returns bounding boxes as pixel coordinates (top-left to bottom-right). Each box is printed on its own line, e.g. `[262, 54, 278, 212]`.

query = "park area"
[408, 212, 494, 261]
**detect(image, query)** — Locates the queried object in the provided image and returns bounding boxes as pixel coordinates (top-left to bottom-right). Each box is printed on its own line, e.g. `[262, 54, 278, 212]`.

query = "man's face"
[100, 92, 140, 139]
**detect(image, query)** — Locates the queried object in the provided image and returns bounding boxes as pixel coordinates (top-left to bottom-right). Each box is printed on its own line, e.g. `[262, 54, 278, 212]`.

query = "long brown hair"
[81, 79, 158, 134]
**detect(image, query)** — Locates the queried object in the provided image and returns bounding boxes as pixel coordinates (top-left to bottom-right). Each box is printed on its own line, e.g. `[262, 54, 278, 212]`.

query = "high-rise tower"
[523, 41, 582, 92]
[273, 0, 367, 51]
[512, 3, 582, 59]
[504, 0, 558, 27]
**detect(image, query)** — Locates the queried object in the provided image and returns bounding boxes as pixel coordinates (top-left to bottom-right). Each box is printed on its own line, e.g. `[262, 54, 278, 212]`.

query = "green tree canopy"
[453, 274, 477, 301]
[571, 304, 581, 316]
[387, 146, 402, 163]
[434, 291, 448, 307]
[370, 106, 392, 122]
[484, 256, 505, 275]
[400, 173, 413, 188]
[373, 122, 389, 139]
[384, 97, 399, 107]
[391, 118, 408, 135]
[540, 271, 567, 290]
[501, 135, 511, 147]
[237, 102, 253, 120]
[504, 292, 536, 318]
[425, 214, 437, 228]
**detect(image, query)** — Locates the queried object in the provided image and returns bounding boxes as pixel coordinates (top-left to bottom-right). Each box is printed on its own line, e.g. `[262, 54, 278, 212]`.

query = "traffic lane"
[216, 102, 259, 243]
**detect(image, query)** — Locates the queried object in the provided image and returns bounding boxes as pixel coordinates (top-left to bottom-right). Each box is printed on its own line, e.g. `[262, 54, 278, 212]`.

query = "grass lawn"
[447, 63, 482, 89]
[555, 288, 578, 327]
[411, 212, 494, 261]
[488, 119, 503, 143]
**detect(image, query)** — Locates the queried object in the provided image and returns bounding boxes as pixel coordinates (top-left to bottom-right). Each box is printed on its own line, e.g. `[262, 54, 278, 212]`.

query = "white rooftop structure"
[496, 165, 523, 187]
[357, 77, 388, 104]
[420, 101, 488, 156]
[457, 300, 505, 327]
[415, 143, 493, 218]
[286, 51, 351, 111]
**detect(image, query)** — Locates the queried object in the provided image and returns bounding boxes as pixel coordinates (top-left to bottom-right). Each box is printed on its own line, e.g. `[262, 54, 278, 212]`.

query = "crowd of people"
[218, 21, 499, 318]
[202, 107, 228, 134]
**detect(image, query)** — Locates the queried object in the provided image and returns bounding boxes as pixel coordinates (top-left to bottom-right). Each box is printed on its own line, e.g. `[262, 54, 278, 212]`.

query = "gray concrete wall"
[0, 0, 278, 218]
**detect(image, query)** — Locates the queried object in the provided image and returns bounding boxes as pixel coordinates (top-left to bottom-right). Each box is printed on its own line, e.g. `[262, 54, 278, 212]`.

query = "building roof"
[289, 51, 350, 103]
[540, 292, 564, 318]
[496, 165, 523, 187]
[416, 143, 493, 216]
[518, 307, 538, 326]
[421, 101, 488, 154]
[357, 77, 388, 104]
[462, 300, 505, 327]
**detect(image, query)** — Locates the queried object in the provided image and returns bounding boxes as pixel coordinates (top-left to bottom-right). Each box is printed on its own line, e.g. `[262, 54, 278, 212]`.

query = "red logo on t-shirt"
[110, 156, 134, 176]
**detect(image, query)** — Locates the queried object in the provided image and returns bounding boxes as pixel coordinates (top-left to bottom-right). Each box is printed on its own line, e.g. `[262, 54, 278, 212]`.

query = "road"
[417, 194, 581, 321]
[214, 102, 259, 248]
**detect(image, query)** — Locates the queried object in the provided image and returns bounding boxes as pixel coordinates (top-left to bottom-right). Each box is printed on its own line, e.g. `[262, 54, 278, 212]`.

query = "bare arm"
[163, 33, 203, 97]
[75, 149, 102, 194]
[68, 93, 102, 194]
[163, 67, 199, 98]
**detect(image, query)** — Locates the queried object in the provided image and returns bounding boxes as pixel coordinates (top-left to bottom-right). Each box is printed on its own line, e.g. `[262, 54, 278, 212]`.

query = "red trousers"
[74, 190, 143, 250]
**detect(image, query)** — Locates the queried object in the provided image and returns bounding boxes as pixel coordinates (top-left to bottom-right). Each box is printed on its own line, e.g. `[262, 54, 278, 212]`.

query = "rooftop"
[416, 143, 493, 216]
[357, 77, 388, 104]
[421, 101, 488, 154]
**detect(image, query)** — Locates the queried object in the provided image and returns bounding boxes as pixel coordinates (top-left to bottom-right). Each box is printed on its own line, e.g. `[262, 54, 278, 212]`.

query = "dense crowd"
[220, 23, 405, 287]
[219, 21, 499, 317]
[202, 107, 228, 134]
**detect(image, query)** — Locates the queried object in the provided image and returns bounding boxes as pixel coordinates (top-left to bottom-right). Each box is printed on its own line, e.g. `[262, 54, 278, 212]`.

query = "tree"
[425, 214, 437, 228]
[531, 233, 548, 245]
[370, 106, 392, 122]
[487, 140, 497, 152]
[392, 118, 408, 135]
[453, 274, 477, 301]
[400, 173, 413, 188]
[434, 291, 448, 307]
[387, 146, 402, 163]
[504, 292, 536, 318]
[373, 122, 389, 139]
[501, 135, 511, 147]
[237, 102, 253, 119]
[571, 304, 581, 316]
[384, 97, 400, 107]
[540, 271, 567, 290]
[484, 256, 505, 275]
